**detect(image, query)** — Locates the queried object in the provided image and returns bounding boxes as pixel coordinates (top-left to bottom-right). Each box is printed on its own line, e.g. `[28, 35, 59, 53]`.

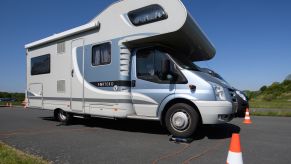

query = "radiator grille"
[228, 88, 237, 102]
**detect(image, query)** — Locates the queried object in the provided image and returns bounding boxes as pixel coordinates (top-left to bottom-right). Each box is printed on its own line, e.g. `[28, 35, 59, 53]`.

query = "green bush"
[262, 94, 274, 101]
[248, 80, 291, 102]
[260, 86, 267, 92]
[0, 92, 25, 101]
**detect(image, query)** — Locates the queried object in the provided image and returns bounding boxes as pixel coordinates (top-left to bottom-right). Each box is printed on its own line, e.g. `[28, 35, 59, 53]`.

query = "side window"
[136, 49, 179, 83]
[136, 49, 155, 81]
[128, 4, 168, 26]
[92, 43, 111, 66]
[31, 54, 50, 75]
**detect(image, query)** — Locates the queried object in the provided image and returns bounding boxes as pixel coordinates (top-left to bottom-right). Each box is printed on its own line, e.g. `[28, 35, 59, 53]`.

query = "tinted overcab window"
[31, 54, 50, 75]
[92, 43, 111, 66]
[128, 4, 168, 26]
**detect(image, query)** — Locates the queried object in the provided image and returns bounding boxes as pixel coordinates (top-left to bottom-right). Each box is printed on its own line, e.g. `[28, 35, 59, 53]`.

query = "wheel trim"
[59, 111, 67, 120]
[170, 110, 190, 132]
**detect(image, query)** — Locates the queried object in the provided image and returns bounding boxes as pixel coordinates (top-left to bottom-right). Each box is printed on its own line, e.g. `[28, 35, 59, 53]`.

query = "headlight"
[236, 90, 247, 101]
[210, 82, 226, 101]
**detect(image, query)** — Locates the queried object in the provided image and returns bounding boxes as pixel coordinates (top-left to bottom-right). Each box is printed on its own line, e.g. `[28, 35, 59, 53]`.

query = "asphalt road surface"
[0, 107, 291, 164]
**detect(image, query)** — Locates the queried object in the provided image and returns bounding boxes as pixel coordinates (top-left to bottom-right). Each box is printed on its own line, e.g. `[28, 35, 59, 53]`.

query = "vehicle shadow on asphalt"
[41, 116, 168, 135]
[40, 117, 240, 140]
[193, 124, 240, 140]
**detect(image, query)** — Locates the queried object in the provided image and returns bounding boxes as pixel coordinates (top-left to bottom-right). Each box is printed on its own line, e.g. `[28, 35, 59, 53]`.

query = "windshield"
[153, 47, 201, 71]
[171, 56, 201, 71]
[213, 73, 225, 81]
[200, 68, 226, 81]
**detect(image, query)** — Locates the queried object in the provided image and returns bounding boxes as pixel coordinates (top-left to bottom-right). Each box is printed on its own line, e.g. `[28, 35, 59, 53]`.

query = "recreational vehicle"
[25, 0, 237, 138]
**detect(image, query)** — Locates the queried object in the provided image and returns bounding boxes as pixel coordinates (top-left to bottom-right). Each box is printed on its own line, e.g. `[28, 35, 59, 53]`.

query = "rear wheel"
[57, 109, 72, 125]
[165, 103, 199, 138]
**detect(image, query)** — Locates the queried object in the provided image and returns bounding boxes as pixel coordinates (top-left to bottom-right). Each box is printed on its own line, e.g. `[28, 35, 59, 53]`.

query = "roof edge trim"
[25, 22, 100, 49]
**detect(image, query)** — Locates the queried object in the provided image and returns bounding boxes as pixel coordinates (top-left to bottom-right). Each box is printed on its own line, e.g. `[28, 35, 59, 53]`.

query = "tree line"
[245, 80, 291, 101]
[0, 92, 25, 101]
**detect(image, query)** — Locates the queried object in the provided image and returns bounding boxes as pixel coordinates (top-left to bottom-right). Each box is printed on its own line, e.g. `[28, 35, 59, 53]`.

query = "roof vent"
[57, 80, 66, 93]
[57, 42, 66, 54]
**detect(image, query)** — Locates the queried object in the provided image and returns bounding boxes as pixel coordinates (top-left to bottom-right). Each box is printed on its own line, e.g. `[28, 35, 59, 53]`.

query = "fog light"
[218, 114, 229, 121]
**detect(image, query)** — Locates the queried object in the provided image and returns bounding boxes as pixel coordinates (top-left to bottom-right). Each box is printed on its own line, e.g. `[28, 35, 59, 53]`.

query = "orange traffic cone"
[22, 98, 28, 109]
[243, 108, 252, 124]
[226, 133, 243, 164]
[23, 101, 28, 109]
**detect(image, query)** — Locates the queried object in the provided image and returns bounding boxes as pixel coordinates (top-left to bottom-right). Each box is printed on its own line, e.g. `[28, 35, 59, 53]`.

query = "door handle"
[71, 69, 74, 77]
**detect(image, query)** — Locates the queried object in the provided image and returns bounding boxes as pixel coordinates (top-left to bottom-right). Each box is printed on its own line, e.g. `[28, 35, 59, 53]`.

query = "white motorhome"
[25, 0, 237, 138]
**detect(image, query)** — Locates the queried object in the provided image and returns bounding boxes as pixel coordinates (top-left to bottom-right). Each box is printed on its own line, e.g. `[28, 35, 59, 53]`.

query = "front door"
[70, 39, 84, 112]
[28, 83, 43, 109]
[131, 48, 176, 117]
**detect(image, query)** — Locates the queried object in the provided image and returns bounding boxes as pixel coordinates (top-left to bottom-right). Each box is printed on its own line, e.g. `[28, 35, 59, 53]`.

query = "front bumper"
[193, 100, 236, 124]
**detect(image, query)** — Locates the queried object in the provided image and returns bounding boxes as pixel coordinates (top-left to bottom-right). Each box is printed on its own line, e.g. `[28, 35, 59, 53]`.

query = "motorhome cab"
[25, 0, 237, 138]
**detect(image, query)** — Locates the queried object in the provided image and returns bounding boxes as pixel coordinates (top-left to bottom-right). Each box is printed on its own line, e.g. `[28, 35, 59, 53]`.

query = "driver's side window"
[136, 48, 175, 83]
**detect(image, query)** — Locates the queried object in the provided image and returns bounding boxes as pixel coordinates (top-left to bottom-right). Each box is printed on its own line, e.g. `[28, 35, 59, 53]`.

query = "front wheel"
[165, 103, 200, 138]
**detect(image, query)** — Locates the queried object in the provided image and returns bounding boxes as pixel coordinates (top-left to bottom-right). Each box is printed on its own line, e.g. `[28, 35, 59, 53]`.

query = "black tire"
[54, 110, 59, 121]
[165, 103, 199, 138]
[57, 109, 72, 125]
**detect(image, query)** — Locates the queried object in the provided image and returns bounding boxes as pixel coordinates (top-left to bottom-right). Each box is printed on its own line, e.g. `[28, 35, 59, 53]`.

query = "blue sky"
[0, 0, 290, 92]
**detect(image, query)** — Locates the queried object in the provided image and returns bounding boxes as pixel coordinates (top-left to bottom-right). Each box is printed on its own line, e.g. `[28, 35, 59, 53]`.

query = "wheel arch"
[159, 97, 202, 126]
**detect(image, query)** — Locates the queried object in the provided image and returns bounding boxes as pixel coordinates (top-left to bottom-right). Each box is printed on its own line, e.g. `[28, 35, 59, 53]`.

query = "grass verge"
[0, 142, 50, 164]
[251, 110, 291, 117]
[249, 100, 291, 109]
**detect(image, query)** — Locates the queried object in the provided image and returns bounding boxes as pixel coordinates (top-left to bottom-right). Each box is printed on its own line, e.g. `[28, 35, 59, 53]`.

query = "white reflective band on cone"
[227, 151, 243, 164]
